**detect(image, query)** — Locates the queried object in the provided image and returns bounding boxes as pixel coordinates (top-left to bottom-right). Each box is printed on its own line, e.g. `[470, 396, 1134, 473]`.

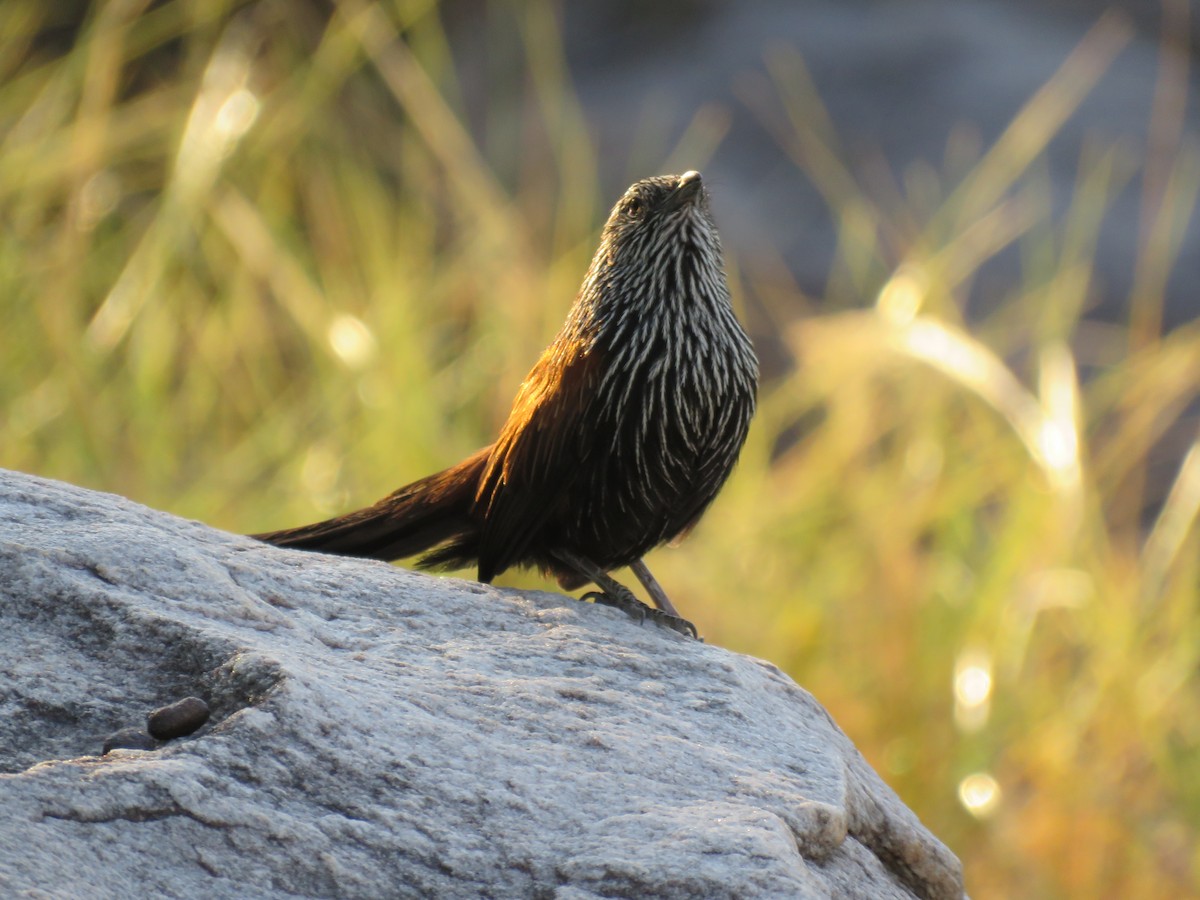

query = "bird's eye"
[624, 197, 644, 219]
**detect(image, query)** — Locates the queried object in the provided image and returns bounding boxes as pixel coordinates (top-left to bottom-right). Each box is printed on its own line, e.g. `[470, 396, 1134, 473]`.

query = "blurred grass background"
[2, 1, 1198, 896]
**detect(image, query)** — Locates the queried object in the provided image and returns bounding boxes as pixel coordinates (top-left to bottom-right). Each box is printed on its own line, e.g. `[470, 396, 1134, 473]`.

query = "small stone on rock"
[102, 727, 159, 754]
[147, 696, 210, 740]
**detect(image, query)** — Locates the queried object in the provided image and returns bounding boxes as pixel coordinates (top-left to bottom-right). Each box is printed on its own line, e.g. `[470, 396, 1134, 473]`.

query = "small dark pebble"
[103, 727, 159, 755]
[147, 696, 210, 740]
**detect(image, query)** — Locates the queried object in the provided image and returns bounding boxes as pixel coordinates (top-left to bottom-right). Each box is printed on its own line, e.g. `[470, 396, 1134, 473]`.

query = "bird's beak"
[664, 170, 704, 212]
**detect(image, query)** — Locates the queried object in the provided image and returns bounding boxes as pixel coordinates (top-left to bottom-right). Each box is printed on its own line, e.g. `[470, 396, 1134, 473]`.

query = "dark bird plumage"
[253, 171, 758, 631]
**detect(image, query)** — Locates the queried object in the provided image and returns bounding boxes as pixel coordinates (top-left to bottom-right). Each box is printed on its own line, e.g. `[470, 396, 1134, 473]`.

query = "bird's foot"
[582, 587, 648, 624]
[582, 588, 699, 640]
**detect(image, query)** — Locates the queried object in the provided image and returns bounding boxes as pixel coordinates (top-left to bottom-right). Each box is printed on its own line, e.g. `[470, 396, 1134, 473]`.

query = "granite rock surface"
[0, 469, 963, 899]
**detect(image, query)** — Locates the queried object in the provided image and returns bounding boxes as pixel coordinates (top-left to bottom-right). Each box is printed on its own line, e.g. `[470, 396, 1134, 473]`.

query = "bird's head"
[598, 171, 718, 263]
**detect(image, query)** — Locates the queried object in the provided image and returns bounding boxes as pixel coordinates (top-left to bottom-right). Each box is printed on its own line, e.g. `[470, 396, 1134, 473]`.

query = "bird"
[252, 171, 758, 637]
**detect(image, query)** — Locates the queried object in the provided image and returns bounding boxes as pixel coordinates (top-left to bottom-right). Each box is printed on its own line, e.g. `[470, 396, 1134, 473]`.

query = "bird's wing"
[473, 336, 604, 582]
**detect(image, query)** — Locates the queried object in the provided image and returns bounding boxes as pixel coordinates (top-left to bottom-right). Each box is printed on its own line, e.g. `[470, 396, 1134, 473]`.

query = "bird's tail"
[251, 447, 490, 563]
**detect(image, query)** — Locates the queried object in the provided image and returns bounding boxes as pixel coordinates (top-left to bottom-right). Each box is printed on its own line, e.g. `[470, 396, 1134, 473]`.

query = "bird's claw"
[654, 610, 700, 640]
[582, 589, 699, 640]
[582, 589, 647, 624]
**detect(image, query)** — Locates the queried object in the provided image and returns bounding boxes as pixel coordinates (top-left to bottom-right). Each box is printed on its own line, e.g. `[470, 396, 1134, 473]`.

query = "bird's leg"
[551, 549, 698, 639]
[629, 558, 700, 640]
[629, 558, 682, 618]
[551, 549, 649, 622]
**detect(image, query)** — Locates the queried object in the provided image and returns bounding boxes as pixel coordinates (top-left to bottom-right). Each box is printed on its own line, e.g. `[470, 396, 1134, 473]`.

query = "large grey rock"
[0, 469, 964, 899]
